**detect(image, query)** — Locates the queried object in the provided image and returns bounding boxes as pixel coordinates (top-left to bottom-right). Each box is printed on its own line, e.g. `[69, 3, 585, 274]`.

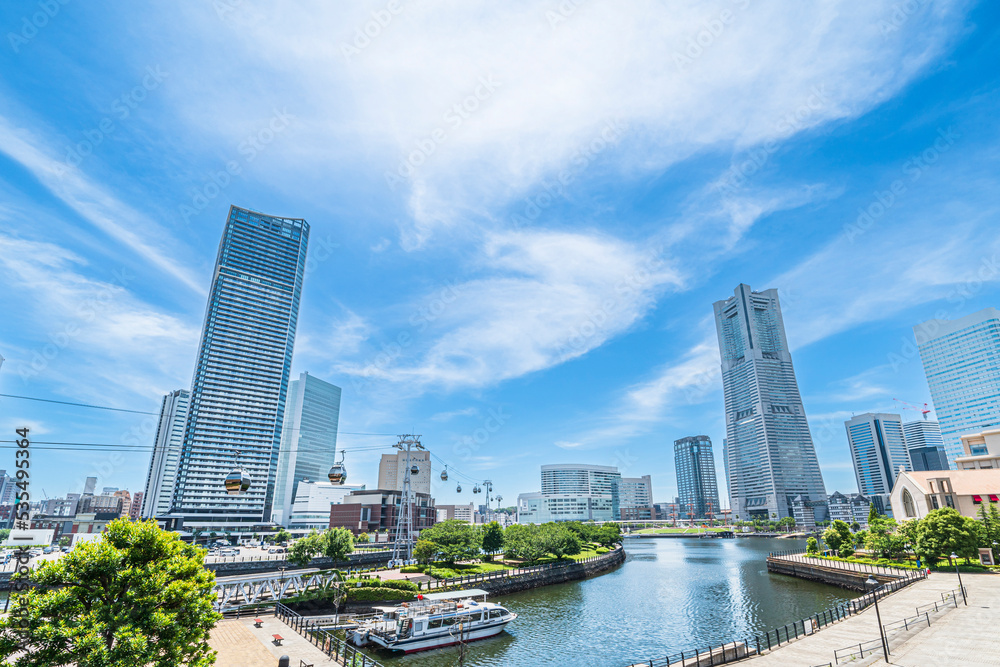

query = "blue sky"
[1, 0, 999, 507]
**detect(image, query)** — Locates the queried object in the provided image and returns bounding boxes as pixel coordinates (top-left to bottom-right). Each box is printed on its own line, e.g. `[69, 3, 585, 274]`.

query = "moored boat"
[348, 588, 516, 653]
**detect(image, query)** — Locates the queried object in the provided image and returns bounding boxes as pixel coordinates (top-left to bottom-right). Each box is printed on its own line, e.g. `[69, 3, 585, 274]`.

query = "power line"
[0, 394, 156, 415]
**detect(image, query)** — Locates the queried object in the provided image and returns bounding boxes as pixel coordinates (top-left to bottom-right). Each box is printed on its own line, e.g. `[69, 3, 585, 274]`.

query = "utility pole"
[391, 435, 423, 565]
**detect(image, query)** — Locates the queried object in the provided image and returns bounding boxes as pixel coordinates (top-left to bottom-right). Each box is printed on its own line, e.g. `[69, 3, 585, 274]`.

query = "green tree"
[354, 532, 370, 544]
[417, 520, 481, 564]
[0, 529, 10, 543]
[896, 519, 920, 552]
[806, 536, 819, 555]
[0, 519, 220, 666]
[502, 524, 544, 563]
[822, 520, 854, 556]
[868, 502, 880, 526]
[850, 521, 861, 533]
[413, 540, 438, 565]
[915, 508, 979, 566]
[58, 536, 72, 547]
[977, 501, 1000, 561]
[481, 522, 504, 561]
[539, 524, 582, 560]
[319, 527, 355, 562]
[274, 528, 290, 545]
[865, 516, 907, 559]
[595, 523, 621, 547]
[288, 532, 320, 567]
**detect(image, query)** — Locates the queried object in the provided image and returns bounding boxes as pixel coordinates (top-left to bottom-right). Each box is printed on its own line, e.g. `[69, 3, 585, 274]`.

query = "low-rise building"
[890, 469, 1000, 520]
[78, 494, 123, 516]
[71, 512, 120, 536]
[827, 491, 872, 528]
[955, 427, 1000, 470]
[436, 503, 475, 523]
[329, 489, 435, 536]
[286, 481, 364, 531]
[30, 516, 74, 541]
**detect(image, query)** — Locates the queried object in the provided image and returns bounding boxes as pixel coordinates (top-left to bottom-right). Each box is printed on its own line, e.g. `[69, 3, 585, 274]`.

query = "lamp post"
[866, 574, 890, 663]
[950, 552, 967, 605]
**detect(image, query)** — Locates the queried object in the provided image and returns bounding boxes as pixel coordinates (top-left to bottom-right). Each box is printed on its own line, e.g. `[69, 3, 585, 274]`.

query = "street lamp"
[866, 574, 890, 663]
[950, 552, 967, 605]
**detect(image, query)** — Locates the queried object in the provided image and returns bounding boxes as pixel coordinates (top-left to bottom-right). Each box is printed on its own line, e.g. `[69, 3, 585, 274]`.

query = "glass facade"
[674, 436, 720, 520]
[141, 389, 189, 518]
[270, 372, 342, 527]
[171, 206, 309, 530]
[915, 308, 1000, 466]
[713, 284, 828, 522]
[518, 464, 622, 523]
[844, 413, 910, 497]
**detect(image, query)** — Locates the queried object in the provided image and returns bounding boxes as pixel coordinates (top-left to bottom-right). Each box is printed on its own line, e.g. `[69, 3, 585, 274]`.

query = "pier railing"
[275, 602, 385, 667]
[632, 566, 926, 666]
[768, 551, 917, 577]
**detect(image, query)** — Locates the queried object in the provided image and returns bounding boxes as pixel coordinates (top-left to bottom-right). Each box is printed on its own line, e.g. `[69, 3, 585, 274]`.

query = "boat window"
[428, 619, 443, 629]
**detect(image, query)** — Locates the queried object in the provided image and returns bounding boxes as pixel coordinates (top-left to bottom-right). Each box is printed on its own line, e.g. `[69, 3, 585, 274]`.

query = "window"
[902, 489, 916, 518]
[930, 495, 939, 510]
[428, 619, 443, 629]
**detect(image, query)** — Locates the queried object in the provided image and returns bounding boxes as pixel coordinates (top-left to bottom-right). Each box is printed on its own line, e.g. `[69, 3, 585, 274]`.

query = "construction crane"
[892, 398, 931, 420]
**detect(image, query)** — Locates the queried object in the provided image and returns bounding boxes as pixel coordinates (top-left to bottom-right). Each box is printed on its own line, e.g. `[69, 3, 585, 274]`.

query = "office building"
[915, 307, 1000, 465]
[102, 487, 119, 495]
[171, 206, 310, 530]
[713, 284, 828, 526]
[674, 436, 721, 520]
[844, 413, 910, 498]
[112, 490, 132, 518]
[517, 464, 621, 523]
[78, 495, 123, 516]
[284, 480, 363, 531]
[329, 489, 436, 536]
[271, 373, 342, 526]
[618, 475, 654, 520]
[902, 419, 949, 471]
[722, 438, 731, 510]
[377, 450, 432, 496]
[141, 389, 190, 518]
[0, 472, 15, 505]
[129, 492, 143, 520]
[83, 477, 96, 496]
[436, 503, 476, 523]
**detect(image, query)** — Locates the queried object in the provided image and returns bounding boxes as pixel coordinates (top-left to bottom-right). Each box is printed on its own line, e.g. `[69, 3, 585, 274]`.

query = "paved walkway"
[858, 573, 1000, 667]
[745, 572, 977, 666]
[210, 617, 340, 666]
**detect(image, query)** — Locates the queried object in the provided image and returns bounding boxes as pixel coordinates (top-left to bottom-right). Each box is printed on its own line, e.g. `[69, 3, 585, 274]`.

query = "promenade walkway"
[210, 616, 338, 666]
[746, 572, 998, 666]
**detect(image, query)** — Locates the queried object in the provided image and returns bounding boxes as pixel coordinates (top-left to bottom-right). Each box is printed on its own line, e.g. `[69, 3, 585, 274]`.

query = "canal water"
[377, 536, 859, 667]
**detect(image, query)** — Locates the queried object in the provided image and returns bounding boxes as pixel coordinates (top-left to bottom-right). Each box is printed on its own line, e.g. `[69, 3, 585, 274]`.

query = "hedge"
[346, 586, 417, 602]
[346, 578, 419, 592]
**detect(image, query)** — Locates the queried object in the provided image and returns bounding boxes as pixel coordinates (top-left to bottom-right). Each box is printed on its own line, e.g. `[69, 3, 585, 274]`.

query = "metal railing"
[275, 602, 385, 667]
[832, 585, 966, 663]
[635, 567, 926, 667]
[769, 552, 916, 577]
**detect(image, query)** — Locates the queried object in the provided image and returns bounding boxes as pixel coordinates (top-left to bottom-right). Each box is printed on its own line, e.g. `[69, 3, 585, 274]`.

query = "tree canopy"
[416, 520, 481, 564]
[0, 519, 220, 667]
[288, 528, 355, 566]
[915, 508, 980, 565]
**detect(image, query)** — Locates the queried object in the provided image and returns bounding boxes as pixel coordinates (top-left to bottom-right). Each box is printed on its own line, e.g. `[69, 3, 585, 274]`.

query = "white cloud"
[0, 234, 199, 401]
[0, 115, 204, 294]
[165, 0, 968, 246]
[431, 407, 480, 422]
[338, 228, 682, 390]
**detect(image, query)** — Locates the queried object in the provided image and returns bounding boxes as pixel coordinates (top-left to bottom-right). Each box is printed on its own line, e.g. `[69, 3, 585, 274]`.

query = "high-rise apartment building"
[83, 477, 96, 496]
[713, 284, 828, 524]
[844, 413, 910, 499]
[674, 436, 721, 520]
[141, 389, 190, 519]
[271, 372, 342, 526]
[129, 492, 143, 520]
[171, 206, 309, 530]
[915, 307, 1000, 466]
[113, 490, 132, 518]
[902, 420, 949, 471]
[377, 450, 432, 495]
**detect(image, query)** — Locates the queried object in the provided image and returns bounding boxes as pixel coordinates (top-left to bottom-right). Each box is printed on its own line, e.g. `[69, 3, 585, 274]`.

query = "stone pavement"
[211, 616, 341, 666]
[745, 572, 980, 666]
[859, 573, 1000, 667]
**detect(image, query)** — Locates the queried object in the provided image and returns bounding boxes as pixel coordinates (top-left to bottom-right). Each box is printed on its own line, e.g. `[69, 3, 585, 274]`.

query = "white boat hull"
[352, 616, 516, 653]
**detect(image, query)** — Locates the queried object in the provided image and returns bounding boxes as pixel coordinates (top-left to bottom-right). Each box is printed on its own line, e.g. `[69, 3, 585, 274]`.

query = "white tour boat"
[348, 588, 516, 653]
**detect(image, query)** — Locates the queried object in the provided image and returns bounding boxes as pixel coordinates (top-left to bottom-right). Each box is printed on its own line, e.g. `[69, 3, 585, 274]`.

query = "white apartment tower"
[141, 389, 190, 518]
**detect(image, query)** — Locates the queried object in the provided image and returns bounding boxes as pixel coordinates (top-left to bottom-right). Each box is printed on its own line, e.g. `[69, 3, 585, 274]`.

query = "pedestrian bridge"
[213, 568, 342, 609]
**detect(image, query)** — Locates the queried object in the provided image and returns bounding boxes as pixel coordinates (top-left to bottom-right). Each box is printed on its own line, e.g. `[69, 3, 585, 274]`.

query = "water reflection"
[377, 537, 858, 667]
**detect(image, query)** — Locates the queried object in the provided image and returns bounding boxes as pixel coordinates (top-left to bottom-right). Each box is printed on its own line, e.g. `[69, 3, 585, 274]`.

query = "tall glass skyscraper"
[673, 436, 720, 520]
[270, 372, 342, 527]
[141, 389, 189, 518]
[713, 284, 828, 523]
[902, 420, 950, 471]
[171, 206, 309, 530]
[915, 307, 1000, 466]
[844, 413, 910, 498]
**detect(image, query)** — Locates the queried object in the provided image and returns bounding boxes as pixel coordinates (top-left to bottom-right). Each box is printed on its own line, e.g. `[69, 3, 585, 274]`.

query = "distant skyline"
[1, 2, 1000, 506]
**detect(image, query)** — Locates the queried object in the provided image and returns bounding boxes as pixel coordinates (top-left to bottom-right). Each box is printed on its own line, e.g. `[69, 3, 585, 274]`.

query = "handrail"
[275, 602, 386, 667]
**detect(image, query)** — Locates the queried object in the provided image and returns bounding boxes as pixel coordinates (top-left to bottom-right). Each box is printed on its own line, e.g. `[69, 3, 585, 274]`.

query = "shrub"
[399, 565, 424, 574]
[345, 578, 418, 592]
[596, 547, 609, 554]
[346, 587, 416, 602]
